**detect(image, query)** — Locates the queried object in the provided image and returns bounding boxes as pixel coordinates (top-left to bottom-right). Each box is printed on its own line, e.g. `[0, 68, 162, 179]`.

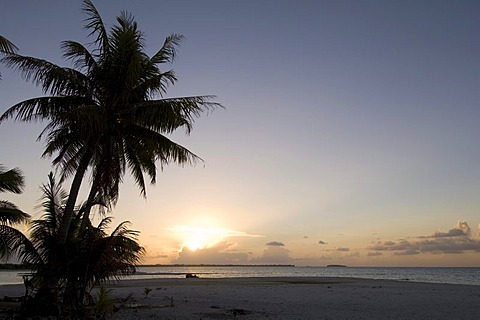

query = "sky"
[1, 0, 479, 267]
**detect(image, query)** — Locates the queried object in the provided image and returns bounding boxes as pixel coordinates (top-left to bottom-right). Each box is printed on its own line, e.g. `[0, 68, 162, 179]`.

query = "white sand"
[2, 277, 480, 319]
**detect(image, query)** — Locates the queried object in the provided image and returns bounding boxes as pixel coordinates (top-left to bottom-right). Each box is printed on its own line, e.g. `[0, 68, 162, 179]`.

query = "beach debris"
[144, 287, 152, 298]
[229, 308, 251, 316]
[186, 273, 199, 278]
[121, 302, 169, 309]
[118, 293, 134, 304]
[163, 296, 174, 307]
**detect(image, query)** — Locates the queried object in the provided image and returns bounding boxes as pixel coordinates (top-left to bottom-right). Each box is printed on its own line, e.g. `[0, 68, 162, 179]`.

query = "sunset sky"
[1, 0, 479, 267]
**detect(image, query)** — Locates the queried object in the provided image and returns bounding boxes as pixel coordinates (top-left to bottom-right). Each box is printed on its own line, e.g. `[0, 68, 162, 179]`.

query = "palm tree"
[0, 0, 222, 242]
[0, 165, 30, 260]
[11, 173, 144, 317]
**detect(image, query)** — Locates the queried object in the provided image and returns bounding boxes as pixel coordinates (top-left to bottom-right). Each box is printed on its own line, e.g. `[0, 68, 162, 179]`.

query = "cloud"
[253, 246, 292, 264]
[394, 249, 420, 256]
[318, 240, 327, 245]
[367, 221, 480, 255]
[167, 225, 264, 238]
[174, 241, 249, 264]
[369, 240, 410, 251]
[420, 221, 471, 239]
[336, 247, 349, 252]
[369, 240, 411, 251]
[142, 246, 171, 264]
[367, 251, 383, 257]
[266, 241, 285, 247]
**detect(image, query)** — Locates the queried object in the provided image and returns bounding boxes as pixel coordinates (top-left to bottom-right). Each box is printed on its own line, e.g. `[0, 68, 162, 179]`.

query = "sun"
[170, 225, 231, 251]
[168, 223, 263, 252]
[185, 233, 209, 251]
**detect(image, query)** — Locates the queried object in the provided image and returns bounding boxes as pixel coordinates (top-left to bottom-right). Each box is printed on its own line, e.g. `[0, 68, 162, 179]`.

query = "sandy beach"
[1, 277, 480, 319]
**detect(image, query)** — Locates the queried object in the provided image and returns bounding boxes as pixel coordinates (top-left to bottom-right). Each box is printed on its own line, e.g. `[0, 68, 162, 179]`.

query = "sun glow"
[185, 233, 209, 251]
[180, 225, 226, 251]
[168, 224, 263, 251]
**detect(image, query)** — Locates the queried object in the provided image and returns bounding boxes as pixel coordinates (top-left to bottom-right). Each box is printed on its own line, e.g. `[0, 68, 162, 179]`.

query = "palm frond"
[0, 54, 89, 96]
[0, 165, 25, 193]
[96, 217, 112, 232]
[61, 40, 98, 75]
[150, 34, 184, 65]
[0, 96, 92, 124]
[0, 225, 33, 261]
[82, 0, 109, 53]
[0, 35, 18, 80]
[31, 173, 67, 237]
[0, 225, 42, 267]
[133, 96, 223, 134]
[0, 35, 18, 54]
[135, 69, 177, 98]
[123, 143, 148, 197]
[0, 201, 30, 224]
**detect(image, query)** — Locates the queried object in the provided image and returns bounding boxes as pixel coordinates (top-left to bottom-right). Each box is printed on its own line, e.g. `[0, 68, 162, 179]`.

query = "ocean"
[1, 266, 479, 286]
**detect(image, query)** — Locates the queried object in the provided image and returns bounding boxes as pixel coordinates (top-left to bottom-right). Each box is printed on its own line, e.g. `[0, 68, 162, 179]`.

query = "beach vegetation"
[0, 165, 30, 261]
[143, 287, 152, 298]
[9, 173, 144, 317]
[92, 285, 115, 320]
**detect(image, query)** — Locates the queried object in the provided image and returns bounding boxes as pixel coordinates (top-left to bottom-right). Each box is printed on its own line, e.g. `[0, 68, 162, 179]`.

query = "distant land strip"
[140, 264, 296, 267]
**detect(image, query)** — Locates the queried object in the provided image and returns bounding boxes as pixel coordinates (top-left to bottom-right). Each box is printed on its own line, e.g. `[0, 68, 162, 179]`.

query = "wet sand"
[1, 277, 480, 319]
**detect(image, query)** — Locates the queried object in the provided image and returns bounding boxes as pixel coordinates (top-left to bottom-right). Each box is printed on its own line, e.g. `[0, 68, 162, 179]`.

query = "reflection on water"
[1, 266, 479, 286]
[129, 266, 480, 286]
[0, 269, 29, 285]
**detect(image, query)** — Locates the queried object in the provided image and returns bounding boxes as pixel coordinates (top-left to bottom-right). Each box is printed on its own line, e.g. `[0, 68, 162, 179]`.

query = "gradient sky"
[1, 1, 479, 266]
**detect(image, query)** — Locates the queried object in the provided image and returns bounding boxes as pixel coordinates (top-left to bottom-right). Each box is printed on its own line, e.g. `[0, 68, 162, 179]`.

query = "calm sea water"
[1, 266, 479, 286]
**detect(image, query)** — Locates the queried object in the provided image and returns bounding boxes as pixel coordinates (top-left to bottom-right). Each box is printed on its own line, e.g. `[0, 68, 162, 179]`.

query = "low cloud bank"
[175, 241, 249, 264]
[172, 240, 293, 265]
[368, 221, 480, 256]
[266, 241, 285, 247]
[252, 246, 292, 264]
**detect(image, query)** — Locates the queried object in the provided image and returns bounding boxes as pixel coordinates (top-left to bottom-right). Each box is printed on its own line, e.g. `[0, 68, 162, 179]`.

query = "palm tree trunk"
[79, 182, 97, 230]
[58, 149, 92, 243]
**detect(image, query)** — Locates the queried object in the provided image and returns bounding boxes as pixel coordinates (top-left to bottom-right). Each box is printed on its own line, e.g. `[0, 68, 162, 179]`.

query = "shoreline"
[2, 277, 480, 319]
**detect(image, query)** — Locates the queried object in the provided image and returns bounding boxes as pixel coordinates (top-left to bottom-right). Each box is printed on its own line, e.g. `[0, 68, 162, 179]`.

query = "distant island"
[326, 264, 348, 268]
